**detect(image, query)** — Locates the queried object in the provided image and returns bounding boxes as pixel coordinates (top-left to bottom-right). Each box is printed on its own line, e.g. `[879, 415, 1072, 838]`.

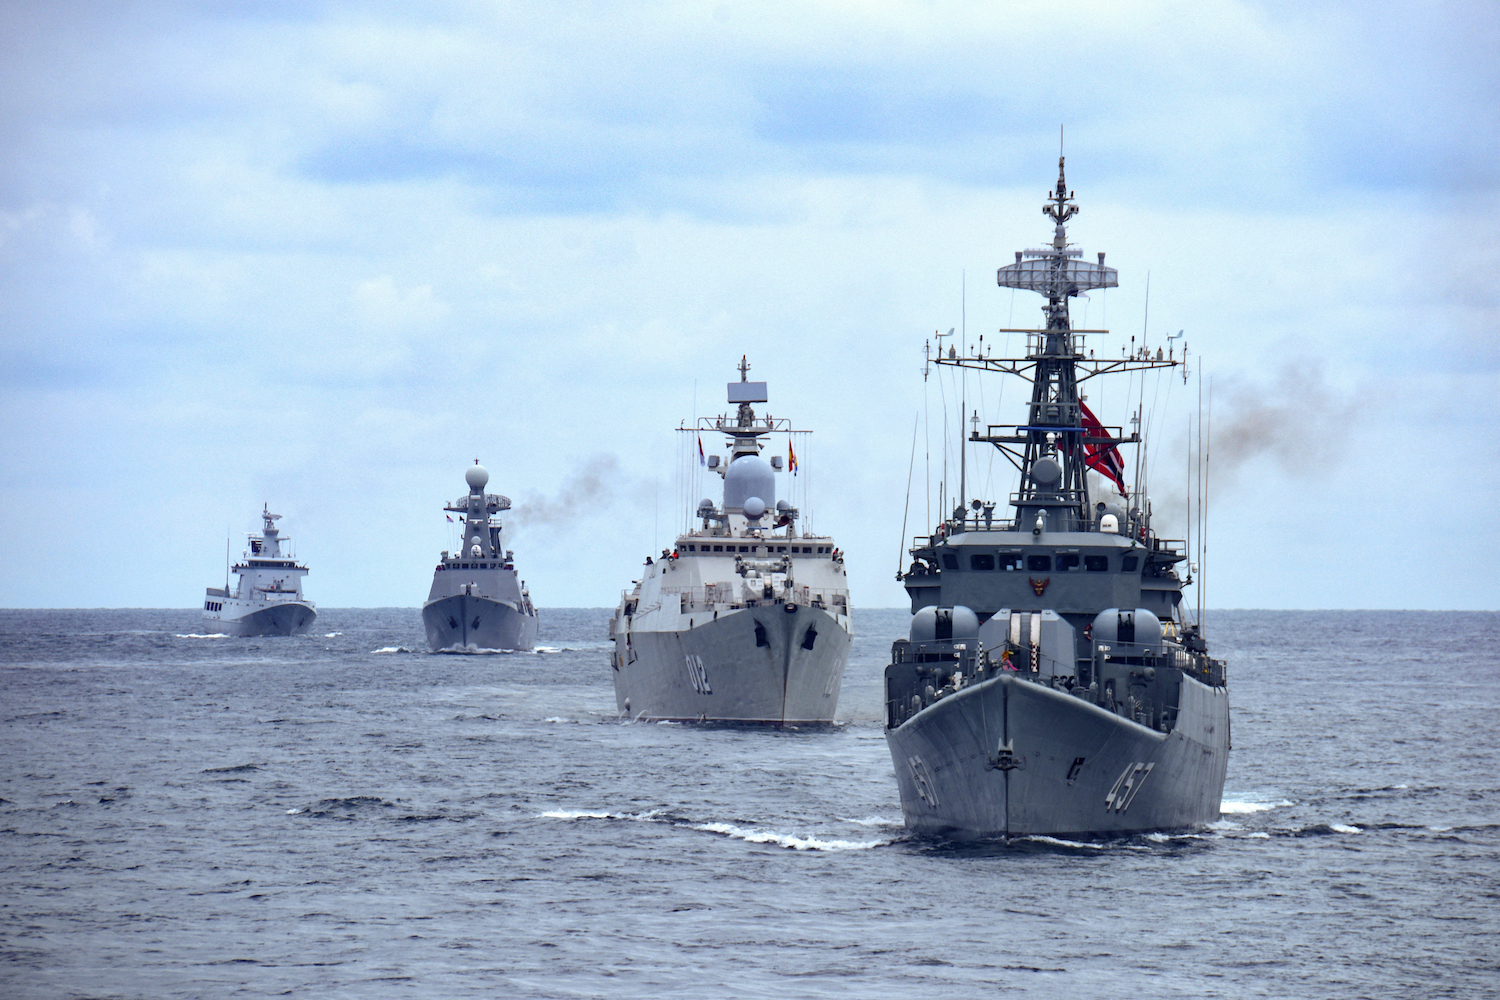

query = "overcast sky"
[2, 0, 1495, 610]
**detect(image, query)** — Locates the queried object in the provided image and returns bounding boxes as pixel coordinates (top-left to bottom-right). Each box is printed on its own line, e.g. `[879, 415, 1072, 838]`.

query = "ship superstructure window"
[1027, 555, 1051, 572]
[942, 553, 959, 570]
[740, 546, 750, 553]
[1121, 556, 1139, 572]
[970, 554, 995, 571]
[777, 546, 787, 552]
[1057, 554, 1080, 572]
[1085, 555, 1108, 571]
[999, 554, 1023, 571]
[714, 545, 724, 552]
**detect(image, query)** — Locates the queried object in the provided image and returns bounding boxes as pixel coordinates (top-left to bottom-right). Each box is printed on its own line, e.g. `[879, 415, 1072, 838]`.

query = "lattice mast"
[1009, 156, 1111, 521]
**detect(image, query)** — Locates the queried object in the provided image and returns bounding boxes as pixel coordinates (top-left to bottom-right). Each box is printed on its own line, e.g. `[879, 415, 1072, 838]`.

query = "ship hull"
[613, 605, 850, 724]
[422, 593, 538, 652]
[887, 672, 1229, 838]
[204, 602, 317, 637]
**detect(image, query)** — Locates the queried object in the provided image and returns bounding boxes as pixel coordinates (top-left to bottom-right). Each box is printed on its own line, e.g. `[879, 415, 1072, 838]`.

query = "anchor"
[989, 739, 1026, 771]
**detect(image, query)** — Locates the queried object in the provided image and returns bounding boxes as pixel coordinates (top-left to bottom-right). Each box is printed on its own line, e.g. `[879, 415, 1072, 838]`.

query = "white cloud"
[0, 0, 1494, 609]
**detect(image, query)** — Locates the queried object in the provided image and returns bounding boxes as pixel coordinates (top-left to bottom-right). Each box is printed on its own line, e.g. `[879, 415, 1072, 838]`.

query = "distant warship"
[202, 506, 316, 636]
[422, 462, 538, 652]
[884, 159, 1230, 838]
[610, 359, 851, 724]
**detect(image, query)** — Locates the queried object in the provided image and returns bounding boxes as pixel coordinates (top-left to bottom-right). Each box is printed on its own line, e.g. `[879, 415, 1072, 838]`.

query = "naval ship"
[202, 505, 316, 636]
[610, 359, 852, 724]
[884, 158, 1230, 838]
[422, 462, 538, 652]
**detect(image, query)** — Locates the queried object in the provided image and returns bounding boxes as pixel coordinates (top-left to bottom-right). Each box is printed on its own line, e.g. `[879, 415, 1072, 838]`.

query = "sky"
[1, 0, 1495, 610]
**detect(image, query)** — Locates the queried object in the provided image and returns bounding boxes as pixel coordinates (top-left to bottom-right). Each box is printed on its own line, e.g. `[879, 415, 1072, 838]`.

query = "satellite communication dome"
[743, 496, 767, 519]
[465, 464, 490, 492]
[723, 454, 775, 510]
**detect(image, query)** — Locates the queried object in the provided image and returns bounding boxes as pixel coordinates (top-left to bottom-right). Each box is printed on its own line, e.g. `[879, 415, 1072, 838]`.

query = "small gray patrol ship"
[422, 462, 538, 652]
[610, 359, 852, 724]
[202, 505, 316, 636]
[885, 158, 1230, 838]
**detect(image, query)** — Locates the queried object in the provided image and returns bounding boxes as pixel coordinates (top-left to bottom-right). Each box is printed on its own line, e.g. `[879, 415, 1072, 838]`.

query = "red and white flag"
[1080, 400, 1127, 496]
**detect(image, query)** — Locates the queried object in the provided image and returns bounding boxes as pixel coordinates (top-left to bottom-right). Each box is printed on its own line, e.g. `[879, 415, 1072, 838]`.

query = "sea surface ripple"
[1, 608, 1496, 998]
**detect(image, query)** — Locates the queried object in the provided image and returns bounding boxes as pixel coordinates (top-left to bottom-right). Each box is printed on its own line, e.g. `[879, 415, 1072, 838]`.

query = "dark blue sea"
[2, 608, 1496, 998]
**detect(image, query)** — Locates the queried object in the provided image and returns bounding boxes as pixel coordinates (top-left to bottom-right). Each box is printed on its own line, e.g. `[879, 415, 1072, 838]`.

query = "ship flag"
[789, 439, 798, 475]
[697, 435, 706, 466]
[1079, 400, 1127, 496]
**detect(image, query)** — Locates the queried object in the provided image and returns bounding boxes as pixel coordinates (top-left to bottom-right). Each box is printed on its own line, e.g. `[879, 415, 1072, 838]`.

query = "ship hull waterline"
[887, 671, 1229, 839]
[205, 602, 317, 638]
[614, 605, 850, 725]
[423, 593, 538, 652]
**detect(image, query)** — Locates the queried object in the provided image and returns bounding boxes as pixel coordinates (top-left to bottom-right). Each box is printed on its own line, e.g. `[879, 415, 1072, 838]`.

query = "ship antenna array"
[898, 412, 919, 578]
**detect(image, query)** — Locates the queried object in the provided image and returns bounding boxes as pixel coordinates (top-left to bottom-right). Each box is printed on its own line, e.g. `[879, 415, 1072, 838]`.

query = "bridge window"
[942, 553, 959, 570]
[999, 554, 1023, 571]
[1057, 554, 1080, 571]
[713, 545, 724, 552]
[970, 553, 995, 571]
[1085, 555, 1109, 571]
[777, 546, 787, 552]
[1121, 556, 1139, 572]
[1027, 555, 1051, 572]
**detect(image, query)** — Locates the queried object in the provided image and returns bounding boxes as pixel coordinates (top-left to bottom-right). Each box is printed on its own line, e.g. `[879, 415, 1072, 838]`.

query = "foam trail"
[1220, 799, 1293, 814]
[537, 809, 667, 823]
[1020, 835, 1107, 850]
[691, 821, 888, 852]
[1331, 824, 1363, 834]
[177, 633, 228, 639]
[372, 646, 418, 654]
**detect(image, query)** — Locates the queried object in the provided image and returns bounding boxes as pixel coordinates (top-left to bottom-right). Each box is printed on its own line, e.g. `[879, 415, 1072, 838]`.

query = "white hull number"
[1104, 761, 1155, 813]
[684, 654, 712, 695]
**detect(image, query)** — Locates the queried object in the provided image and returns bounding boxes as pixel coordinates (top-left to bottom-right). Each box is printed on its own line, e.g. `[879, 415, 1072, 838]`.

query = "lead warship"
[422, 462, 538, 652]
[884, 159, 1229, 838]
[202, 505, 316, 636]
[610, 359, 852, 724]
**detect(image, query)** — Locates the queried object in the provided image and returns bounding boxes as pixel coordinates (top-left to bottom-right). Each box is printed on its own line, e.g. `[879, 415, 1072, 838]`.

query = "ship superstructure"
[884, 159, 1230, 837]
[202, 505, 316, 636]
[610, 359, 852, 724]
[422, 462, 538, 652]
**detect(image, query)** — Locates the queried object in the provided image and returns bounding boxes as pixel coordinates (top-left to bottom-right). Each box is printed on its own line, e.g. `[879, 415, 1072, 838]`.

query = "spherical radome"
[465, 464, 490, 491]
[723, 454, 775, 510]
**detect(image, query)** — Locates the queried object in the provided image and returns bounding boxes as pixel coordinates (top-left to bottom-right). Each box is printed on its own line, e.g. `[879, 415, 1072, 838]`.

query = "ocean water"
[1, 607, 1496, 999]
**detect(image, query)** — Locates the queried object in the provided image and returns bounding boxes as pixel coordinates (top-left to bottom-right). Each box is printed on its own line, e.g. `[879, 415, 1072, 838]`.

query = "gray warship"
[422, 462, 538, 652]
[202, 505, 316, 636]
[884, 158, 1230, 838]
[610, 359, 852, 724]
